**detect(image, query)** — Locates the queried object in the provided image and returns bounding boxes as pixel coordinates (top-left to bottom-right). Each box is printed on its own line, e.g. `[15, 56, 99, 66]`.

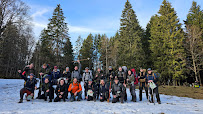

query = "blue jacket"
[146, 73, 158, 84]
[19, 73, 37, 93]
[51, 70, 61, 80]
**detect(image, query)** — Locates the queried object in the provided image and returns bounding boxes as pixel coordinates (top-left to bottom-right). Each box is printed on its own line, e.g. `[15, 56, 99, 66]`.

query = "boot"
[49, 99, 52, 102]
[139, 90, 142, 101]
[132, 95, 136, 102]
[18, 99, 23, 103]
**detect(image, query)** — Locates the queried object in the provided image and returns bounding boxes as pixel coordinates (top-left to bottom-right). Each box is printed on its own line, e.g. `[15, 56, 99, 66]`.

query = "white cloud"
[69, 25, 106, 33]
[31, 9, 49, 18]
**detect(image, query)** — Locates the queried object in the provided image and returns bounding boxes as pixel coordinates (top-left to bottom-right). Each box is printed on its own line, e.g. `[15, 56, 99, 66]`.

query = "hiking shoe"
[49, 99, 52, 102]
[18, 99, 23, 103]
[77, 98, 81, 101]
[158, 101, 161, 104]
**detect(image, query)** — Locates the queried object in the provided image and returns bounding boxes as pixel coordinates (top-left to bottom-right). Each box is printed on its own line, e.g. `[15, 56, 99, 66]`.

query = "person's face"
[109, 68, 112, 71]
[148, 70, 152, 74]
[115, 80, 119, 84]
[73, 78, 77, 83]
[97, 68, 101, 72]
[128, 71, 131, 75]
[75, 66, 78, 70]
[140, 69, 143, 72]
[60, 80, 64, 85]
[30, 75, 34, 79]
[66, 68, 69, 72]
[101, 80, 104, 85]
[45, 79, 49, 83]
[119, 67, 122, 71]
[43, 65, 47, 69]
[85, 69, 88, 72]
[88, 81, 92, 85]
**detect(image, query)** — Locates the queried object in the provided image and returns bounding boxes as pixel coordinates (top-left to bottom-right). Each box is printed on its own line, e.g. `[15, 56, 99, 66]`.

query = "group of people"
[18, 60, 161, 104]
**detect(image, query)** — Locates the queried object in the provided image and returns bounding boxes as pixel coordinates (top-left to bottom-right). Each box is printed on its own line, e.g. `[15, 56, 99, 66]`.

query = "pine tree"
[118, 0, 144, 69]
[47, 4, 70, 65]
[63, 37, 74, 70]
[184, 1, 203, 85]
[74, 35, 83, 59]
[149, 0, 185, 85]
[79, 33, 94, 70]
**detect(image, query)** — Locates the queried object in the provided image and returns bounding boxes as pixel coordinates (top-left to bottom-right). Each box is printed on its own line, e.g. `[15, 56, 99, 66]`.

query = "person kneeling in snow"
[68, 78, 82, 102]
[99, 79, 109, 102]
[18, 70, 37, 103]
[54, 79, 67, 102]
[111, 77, 126, 103]
[41, 78, 54, 102]
[86, 79, 96, 101]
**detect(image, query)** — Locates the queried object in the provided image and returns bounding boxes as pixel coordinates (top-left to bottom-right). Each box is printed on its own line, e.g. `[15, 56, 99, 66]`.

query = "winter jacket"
[68, 82, 82, 94]
[71, 63, 81, 80]
[106, 70, 115, 82]
[52, 70, 61, 79]
[42, 82, 52, 91]
[20, 73, 37, 93]
[55, 84, 67, 96]
[112, 82, 125, 95]
[82, 72, 93, 83]
[99, 84, 109, 95]
[40, 67, 51, 77]
[126, 74, 135, 85]
[117, 71, 126, 83]
[94, 71, 104, 84]
[146, 73, 158, 84]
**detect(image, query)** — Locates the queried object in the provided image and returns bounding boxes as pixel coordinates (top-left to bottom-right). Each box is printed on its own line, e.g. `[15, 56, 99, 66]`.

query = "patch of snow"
[0, 79, 203, 114]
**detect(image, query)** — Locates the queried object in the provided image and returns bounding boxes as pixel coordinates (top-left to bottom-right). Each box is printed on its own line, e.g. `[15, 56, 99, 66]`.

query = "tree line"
[0, 0, 202, 86]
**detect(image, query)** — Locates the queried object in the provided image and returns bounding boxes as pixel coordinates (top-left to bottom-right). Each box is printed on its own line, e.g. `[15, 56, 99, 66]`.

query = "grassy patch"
[159, 86, 203, 99]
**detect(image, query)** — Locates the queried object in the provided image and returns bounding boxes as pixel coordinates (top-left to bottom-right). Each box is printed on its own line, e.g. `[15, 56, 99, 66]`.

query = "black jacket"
[112, 82, 125, 95]
[55, 84, 67, 96]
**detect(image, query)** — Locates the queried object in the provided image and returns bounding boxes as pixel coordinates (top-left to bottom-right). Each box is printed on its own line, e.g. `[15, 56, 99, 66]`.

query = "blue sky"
[22, 0, 203, 46]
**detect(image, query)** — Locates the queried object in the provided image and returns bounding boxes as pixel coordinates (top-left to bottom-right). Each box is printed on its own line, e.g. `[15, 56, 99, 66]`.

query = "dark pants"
[44, 87, 54, 100]
[149, 87, 161, 103]
[112, 91, 125, 103]
[84, 82, 88, 97]
[139, 82, 148, 101]
[95, 83, 100, 99]
[20, 88, 32, 100]
[100, 92, 109, 102]
[129, 85, 136, 102]
[54, 94, 66, 102]
[70, 92, 82, 102]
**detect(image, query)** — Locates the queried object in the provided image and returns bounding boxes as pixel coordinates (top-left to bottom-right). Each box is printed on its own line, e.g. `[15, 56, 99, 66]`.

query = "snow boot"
[18, 99, 23, 103]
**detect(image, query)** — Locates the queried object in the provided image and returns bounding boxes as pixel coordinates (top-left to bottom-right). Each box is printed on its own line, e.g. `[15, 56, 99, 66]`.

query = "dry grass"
[159, 86, 203, 99]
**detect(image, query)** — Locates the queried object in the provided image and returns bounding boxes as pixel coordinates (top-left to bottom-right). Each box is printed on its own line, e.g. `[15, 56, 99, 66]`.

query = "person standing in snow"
[37, 63, 51, 99]
[106, 66, 115, 88]
[138, 68, 148, 101]
[94, 68, 105, 99]
[68, 78, 82, 102]
[82, 67, 93, 99]
[18, 70, 37, 103]
[111, 77, 126, 103]
[146, 68, 161, 104]
[71, 60, 82, 82]
[116, 66, 127, 101]
[126, 70, 136, 102]
[51, 66, 61, 85]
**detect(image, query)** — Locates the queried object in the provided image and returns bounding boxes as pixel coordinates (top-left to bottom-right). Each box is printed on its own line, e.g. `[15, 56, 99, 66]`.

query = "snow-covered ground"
[0, 79, 203, 114]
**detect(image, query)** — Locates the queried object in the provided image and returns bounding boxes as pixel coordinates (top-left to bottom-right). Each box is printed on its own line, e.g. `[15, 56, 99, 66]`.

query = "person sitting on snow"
[18, 70, 37, 103]
[41, 78, 54, 102]
[99, 79, 109, 102]
[68, 78, 82, 102]
[146, 68, 161, 104]
[54, 79, 67, 102]
[83, 67, 93, 99]
[111, 77, 126, 103]
[86, 79, 96, 101]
